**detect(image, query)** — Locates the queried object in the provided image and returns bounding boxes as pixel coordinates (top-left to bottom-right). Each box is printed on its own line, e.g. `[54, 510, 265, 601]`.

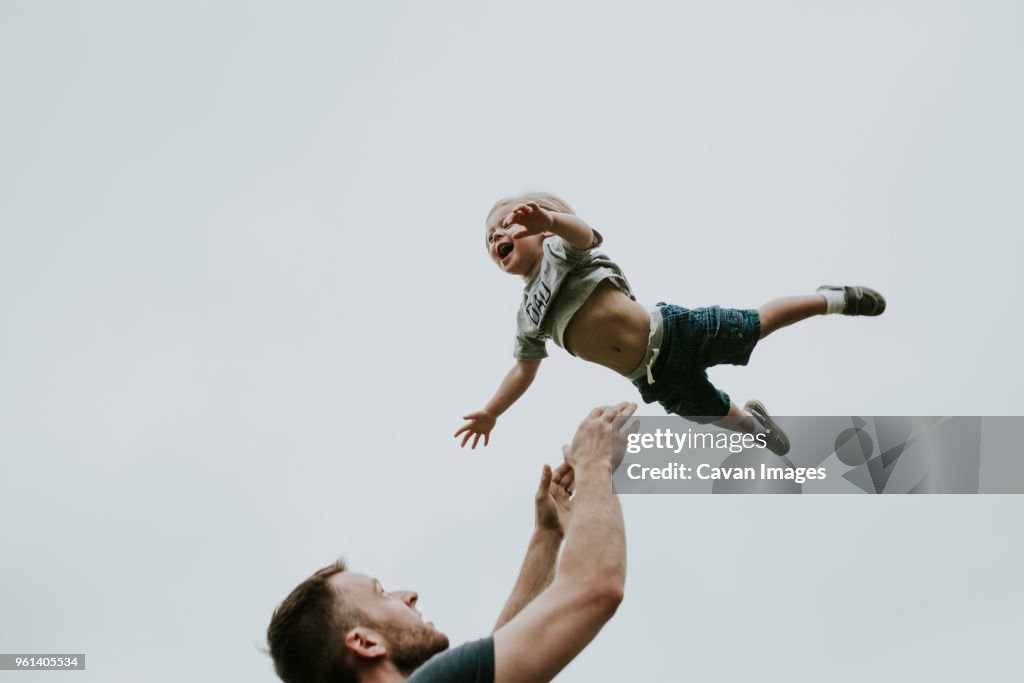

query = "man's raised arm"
[492, 402, 635, 683]
[493, 463, 575, 631]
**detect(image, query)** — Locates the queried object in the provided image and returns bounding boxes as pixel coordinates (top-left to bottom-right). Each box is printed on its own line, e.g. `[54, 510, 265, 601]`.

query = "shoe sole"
[744, 400, 791, 456]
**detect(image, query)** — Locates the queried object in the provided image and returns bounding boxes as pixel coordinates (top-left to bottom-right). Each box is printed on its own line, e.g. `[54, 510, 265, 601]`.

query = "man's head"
[267, 560, 449, 683]
[485, 192, 575, 278]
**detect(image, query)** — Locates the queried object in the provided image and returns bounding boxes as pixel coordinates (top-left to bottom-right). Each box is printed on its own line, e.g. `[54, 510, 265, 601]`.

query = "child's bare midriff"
[564, 280, 651, 376]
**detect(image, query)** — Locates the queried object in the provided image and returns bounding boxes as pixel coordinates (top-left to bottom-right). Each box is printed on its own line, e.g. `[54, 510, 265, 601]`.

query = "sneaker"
[744, 399, 791, 456]
[817, 285, 886, 316]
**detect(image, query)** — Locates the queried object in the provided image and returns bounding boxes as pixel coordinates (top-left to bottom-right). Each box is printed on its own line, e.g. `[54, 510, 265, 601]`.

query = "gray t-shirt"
[406, 637, 494, 683]
[514, 230, 634, 360]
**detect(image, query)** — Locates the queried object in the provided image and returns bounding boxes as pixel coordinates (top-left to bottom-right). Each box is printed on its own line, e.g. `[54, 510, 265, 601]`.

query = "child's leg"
[714, 400, 790, 455]
[757, 295, 826, 339]
[713, 400, 760, 434]
[758, 285, 887, 338]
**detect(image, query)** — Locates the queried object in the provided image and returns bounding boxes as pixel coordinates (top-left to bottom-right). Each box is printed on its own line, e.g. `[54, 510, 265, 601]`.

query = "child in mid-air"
[454, 192, 886, 455]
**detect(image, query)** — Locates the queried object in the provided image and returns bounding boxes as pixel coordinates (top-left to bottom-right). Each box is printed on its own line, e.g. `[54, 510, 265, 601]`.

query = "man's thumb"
[537, 465, 552, 496]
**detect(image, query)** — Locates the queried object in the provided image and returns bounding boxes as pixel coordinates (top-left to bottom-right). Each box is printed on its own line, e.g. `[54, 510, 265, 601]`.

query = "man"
[267, 402, 637, 683]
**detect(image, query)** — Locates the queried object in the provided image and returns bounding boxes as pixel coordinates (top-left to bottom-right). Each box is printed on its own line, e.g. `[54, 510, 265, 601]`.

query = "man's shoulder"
[407, 637, 495, 683]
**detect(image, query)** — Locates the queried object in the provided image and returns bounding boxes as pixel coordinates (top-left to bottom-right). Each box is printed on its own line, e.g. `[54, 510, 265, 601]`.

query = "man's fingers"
[613, 401, 635, 416]
[561, 467, 575, 493]
[460, 432, 472, 448]
[611, 405, 641, 435]
[471, 433, 481, 449]
[537, 465, 552, 497]
[585, 402, 630, 424]
[608, 401, 638, 420]
[550, 460, 573, 499]
[551, 461, 572, 486]
[550, 483, 569, 504]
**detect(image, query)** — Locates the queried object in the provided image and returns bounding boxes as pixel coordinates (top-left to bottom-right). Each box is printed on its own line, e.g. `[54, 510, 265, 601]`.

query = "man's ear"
[344, 627, 387, 660]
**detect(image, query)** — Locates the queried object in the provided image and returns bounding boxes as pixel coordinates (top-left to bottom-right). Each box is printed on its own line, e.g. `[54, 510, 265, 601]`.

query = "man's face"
[330, 572, 449, 675]
[485, 202, 545, 277]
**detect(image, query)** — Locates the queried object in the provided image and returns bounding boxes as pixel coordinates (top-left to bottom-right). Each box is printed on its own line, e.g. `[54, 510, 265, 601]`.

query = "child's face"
[485, 203, 545, 277]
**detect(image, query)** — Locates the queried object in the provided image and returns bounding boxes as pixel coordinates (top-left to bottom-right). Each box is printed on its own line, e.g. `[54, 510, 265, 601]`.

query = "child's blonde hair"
[486, 191, 575, 228]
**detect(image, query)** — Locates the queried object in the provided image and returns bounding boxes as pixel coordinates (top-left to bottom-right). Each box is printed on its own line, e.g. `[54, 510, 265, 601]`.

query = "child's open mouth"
[497, 242, 514, 261]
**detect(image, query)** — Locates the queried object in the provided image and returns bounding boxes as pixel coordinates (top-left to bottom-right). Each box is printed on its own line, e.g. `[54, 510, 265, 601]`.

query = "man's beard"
[377, 621, 449, 676]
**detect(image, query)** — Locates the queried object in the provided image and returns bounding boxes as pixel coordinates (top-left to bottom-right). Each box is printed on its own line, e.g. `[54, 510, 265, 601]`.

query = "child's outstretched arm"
[502, 201, 596, 250]
[455, 359, 542, 448]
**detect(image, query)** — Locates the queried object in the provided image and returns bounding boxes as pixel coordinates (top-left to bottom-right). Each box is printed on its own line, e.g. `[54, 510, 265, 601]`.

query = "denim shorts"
[632, 303, 762, 423]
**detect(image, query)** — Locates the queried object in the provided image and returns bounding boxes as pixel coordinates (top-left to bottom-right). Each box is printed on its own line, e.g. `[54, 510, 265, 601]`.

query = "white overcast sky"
[2, 2, 1023, 682]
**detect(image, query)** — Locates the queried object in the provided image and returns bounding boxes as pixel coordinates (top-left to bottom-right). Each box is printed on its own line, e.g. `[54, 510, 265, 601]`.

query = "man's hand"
[454, 410, 497, 448]
[494, 461, 573, 631]
[535, 461, 574, 538]
[612, 415, 641, 472]
[493, 403, 631, 683]
[564, 402, 638, 470]
[503, 201, 555, 238]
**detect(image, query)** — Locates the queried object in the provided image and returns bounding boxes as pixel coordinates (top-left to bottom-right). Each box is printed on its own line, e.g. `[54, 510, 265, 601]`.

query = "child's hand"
[502, 201, 555, 238]
[454, 410, 497, 448]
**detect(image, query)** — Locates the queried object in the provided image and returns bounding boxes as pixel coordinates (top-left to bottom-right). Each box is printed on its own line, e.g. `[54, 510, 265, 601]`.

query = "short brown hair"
[267, 560, 362, 683]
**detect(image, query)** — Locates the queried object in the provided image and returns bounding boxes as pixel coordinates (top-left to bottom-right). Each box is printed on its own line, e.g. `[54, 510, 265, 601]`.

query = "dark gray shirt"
[406, 637, 494, 683]
[514, 231, 634, 360]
